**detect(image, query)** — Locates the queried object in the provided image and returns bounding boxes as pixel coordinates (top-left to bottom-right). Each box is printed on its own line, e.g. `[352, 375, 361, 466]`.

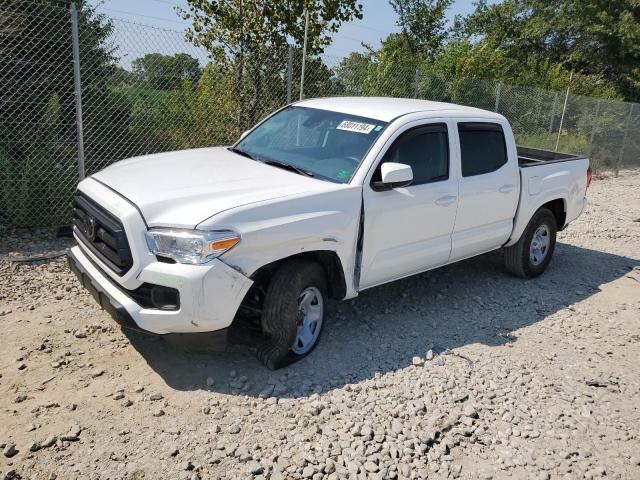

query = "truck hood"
[92, 147, 341, 228]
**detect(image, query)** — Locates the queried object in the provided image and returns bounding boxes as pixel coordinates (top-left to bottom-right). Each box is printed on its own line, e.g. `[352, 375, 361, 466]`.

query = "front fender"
[200, 187, 363, 298]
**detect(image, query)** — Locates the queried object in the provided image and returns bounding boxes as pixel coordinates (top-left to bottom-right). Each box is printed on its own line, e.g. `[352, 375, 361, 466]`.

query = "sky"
[89, 0, 481, 66]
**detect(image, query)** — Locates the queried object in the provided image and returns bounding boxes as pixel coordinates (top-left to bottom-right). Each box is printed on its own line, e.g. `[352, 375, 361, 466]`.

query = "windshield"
[235, 106, 387, 183]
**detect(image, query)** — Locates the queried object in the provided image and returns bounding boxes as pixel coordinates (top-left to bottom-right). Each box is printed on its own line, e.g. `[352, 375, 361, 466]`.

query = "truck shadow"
[122, 242, 638, 398]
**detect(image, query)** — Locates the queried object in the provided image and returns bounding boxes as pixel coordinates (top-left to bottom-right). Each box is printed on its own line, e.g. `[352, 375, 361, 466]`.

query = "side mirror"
[373, 162, 413, 190]
[239, 130, 251, 140]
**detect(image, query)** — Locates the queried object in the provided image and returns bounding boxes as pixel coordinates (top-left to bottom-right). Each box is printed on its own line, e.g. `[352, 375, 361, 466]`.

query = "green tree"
[290, 50, 337, 100]
[352, 0, 453, 99]
[334, 52, 374, 96]
[126, 62, 241, 152]
[0, 0, 121, 226]
[389, 0, 452, 61]
[361, 34, 423, 98]
[132, 53, 202, 90]
[462, 0, 640, 101]
[179, 0, 363, 128]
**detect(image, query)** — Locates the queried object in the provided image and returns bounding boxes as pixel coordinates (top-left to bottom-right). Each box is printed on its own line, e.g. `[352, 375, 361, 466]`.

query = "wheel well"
[238, 251, 347, 320]
[541, 199, 566, 230]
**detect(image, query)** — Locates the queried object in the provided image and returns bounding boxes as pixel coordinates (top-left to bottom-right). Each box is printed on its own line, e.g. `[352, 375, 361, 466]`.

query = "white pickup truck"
[68, 97, 590, 368]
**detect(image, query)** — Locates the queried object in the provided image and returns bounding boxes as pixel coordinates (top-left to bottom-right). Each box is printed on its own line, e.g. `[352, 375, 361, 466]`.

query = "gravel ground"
[1, 170, 639, 480]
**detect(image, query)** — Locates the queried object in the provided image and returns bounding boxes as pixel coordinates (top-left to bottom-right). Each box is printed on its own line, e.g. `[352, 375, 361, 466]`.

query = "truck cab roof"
[295, 96, 503, 123]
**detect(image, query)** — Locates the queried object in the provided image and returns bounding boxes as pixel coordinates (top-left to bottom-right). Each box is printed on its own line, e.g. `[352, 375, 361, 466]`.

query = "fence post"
[555, 73, 573, 151]
[70, 2, 85, 180]
[299, 9, 309, 100]
[494, 82, 502, 112]
[588, 99, 601, 154]
[615, 103, 634, 177]
[286, 45, 293, 104]
[413, 68, 420, 99]
[547, 92, 558, 145]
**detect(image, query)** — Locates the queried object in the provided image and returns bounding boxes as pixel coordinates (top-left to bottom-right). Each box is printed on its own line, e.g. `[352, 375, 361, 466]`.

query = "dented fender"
[201, 185, 363, 299]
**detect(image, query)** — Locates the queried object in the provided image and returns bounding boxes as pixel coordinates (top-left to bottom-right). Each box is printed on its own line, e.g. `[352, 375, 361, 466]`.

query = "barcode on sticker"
[337, 120, 376, 134]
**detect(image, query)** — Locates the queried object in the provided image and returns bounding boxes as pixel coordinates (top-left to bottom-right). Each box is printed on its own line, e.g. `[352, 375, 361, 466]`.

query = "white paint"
[359, 117, 459, 288]
[449, 116, 520, 261]
[69, 245, 252, 334]
[295, 96, 492, 122]
[73, 97, 589, 335]
[92, 146, 341, 229]
[380, 162, 413, 184]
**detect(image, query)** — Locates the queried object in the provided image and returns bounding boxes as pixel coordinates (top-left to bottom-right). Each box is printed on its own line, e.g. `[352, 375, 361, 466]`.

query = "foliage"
[132, 53, 202, 90]
[179, 0, 363, 61]
[120, 49, 337, 155]
[462, 0, 640, 102]
[123, 63, 239, 151]
[334, 52, 373, 96]
[3, 0, 639, 228]
[389, 0, 452, 61]
[0, 0, 118, 226]
[179, 0, 363, 129]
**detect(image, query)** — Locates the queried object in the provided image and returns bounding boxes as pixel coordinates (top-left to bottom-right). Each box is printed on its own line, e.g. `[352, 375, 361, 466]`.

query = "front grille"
[73, 192, 133, 276]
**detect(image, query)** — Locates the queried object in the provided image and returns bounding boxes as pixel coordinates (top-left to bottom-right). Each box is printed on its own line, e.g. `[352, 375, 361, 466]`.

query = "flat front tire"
[256, 260, 327, 370]
[504, 207, 557, 278]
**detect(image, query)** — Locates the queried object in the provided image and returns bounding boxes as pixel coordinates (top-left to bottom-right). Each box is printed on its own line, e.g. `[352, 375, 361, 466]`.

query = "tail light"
[586, 166, 593, 189]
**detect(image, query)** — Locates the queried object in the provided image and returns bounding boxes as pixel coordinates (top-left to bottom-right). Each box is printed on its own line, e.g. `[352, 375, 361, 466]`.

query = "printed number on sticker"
[337, 120, 376, 134]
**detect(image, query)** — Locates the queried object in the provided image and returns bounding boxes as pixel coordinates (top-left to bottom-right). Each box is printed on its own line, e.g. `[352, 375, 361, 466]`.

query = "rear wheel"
[504, 207, 557, 278]
[256, 260, 327, 369]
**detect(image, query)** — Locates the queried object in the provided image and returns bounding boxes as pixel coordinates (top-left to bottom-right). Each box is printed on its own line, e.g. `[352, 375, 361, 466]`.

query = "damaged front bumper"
[68, 245, 253, 336]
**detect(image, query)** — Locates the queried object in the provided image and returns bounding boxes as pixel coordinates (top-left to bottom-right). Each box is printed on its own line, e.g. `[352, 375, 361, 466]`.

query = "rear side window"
[458, 122, 507, 177]
[374, 124, 449, 186]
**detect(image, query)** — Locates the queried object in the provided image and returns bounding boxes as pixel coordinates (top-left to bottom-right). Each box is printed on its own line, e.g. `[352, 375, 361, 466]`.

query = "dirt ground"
[1, 170, 639, 480]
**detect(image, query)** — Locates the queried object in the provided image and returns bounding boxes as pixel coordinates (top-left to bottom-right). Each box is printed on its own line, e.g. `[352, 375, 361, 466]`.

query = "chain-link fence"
[2, 1, 639, 229]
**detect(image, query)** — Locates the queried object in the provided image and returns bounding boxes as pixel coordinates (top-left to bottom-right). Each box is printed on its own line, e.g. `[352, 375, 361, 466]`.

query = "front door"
[359, 120, 458, 289]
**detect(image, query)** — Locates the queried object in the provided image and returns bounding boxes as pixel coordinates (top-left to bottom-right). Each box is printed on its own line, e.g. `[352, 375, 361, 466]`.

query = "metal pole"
[286, 45, 293, 104]
[616, 103, 634, 177]
[70, 2, 85, 180]
[547, 92, 558, 145]
[588, 99, 601, 153]
[555, 72, 573, 152]
[299, 9, 309, 100]
[413, 68, 420, 98]
[494, 82, 502, 112]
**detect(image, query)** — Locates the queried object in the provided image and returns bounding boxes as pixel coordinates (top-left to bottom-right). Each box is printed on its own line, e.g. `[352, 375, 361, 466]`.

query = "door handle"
[435, 195, 457, 207]
[499, 184, 515, 194]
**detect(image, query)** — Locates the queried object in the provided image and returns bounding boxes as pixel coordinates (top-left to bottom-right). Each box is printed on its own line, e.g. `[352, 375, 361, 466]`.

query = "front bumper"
[68, 245, 253, 335]
[68, 249, 140, 331]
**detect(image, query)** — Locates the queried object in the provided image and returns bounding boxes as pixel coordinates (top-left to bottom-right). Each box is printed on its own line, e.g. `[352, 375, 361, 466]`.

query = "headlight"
[145, 229, 240, 264]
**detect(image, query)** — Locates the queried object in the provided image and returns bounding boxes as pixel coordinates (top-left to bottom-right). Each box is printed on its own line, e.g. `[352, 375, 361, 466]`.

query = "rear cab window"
[458, 122, 508, 177]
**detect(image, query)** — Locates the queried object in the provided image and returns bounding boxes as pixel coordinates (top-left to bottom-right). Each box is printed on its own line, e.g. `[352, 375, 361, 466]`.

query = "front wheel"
[256, 260, 327, 369]
[504, 207, 557, 278]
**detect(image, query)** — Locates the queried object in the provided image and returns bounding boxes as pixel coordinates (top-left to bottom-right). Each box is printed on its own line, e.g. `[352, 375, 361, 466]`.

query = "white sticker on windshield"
[337, 120, 376, 134]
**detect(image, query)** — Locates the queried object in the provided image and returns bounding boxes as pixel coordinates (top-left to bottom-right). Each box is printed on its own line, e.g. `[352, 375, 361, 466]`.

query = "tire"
[504, 207, 557, 278]
[256, 260, 327, 370]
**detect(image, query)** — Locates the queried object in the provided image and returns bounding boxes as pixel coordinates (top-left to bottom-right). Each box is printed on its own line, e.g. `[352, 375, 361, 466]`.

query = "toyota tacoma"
[68, 97, 590, 368]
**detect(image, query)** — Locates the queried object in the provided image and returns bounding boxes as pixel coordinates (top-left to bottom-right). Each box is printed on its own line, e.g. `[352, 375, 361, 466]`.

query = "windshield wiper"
[229, 147, 315, 178]
[262, 159, 315, 178]
[228, 146, 256, 160]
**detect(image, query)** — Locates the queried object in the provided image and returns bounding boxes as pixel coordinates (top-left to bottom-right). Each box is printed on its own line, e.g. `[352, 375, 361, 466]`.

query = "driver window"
[373, 123, 449, 186]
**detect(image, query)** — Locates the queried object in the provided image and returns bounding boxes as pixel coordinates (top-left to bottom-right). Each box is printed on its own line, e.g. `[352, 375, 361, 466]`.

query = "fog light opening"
[150, 286, 180, 310]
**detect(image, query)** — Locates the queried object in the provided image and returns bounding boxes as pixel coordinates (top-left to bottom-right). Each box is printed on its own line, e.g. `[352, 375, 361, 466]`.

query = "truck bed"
[517, 146, 588, 167]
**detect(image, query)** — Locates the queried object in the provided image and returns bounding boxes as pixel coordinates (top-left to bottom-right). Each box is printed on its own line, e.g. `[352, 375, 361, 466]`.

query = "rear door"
[450, 121, 520, 261]
[359, 120, 458, 289]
